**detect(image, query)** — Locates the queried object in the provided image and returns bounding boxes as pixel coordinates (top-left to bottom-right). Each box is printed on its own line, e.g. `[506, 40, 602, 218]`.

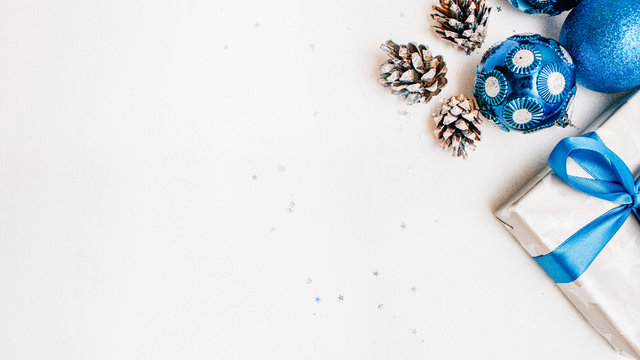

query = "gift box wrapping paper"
[496, 90, 640, 358]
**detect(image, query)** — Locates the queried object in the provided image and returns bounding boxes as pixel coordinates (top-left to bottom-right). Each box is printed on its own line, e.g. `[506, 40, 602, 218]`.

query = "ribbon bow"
[534, 132, 640, 283]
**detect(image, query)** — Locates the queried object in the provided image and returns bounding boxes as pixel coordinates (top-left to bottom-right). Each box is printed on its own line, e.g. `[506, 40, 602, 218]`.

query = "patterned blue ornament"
[510, 0, 580, 16]
[559, 0, 640, 93]
[474, 34, 577, 133]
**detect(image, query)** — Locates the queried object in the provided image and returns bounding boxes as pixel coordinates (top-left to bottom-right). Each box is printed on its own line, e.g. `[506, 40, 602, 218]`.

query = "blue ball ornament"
[510, 0, 580, 16]
[474, 34, 577, 133]
[559, 0, 640, 93]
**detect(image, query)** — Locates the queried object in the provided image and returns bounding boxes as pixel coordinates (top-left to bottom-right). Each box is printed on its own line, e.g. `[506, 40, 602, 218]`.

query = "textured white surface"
[0, 1, 631, 359]
[547, 72, 566, 95]
[484, 76, 501, 98]
[512, 48, 536, 68]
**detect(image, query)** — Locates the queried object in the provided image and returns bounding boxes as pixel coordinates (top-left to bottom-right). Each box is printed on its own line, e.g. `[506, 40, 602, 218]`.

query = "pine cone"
[433, 95, 482, 158]
[431, 0, 491, 53]
[379, 40, 448, 105]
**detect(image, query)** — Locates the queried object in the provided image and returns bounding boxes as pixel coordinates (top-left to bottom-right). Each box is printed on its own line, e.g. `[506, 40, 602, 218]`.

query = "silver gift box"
[497, 90, 640, 358]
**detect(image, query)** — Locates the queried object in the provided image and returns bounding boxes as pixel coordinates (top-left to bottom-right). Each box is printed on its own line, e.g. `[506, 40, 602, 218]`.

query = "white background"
[0, 0, 632, 359]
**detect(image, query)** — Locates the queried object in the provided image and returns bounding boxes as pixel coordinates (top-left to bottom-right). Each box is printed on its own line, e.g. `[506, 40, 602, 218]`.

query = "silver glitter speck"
[512, 109, 533, 124]
[484, 77, 500, 98]
[547, 72, 566, 95]
[512, 49, 535, 68]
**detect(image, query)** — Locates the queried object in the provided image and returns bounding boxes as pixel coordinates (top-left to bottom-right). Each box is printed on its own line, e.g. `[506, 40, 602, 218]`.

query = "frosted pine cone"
[434, 95, 482, 158]
[379, 40, 448, 105]
[431, 0, 491, 53]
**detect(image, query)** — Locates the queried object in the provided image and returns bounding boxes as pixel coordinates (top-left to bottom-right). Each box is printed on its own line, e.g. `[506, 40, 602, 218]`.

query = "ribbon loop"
[534, 132, 640, 283]
[547, 132, 636, 205]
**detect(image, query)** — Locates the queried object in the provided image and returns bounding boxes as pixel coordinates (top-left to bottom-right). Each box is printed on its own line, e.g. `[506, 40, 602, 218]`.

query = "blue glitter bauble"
[474, 34, 577, 133]
[510, 0, 580, 16]
[559, 0, 640, 93]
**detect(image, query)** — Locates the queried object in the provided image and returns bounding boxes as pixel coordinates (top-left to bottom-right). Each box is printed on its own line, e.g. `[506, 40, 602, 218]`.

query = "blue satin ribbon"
[533, 132, 640, 283]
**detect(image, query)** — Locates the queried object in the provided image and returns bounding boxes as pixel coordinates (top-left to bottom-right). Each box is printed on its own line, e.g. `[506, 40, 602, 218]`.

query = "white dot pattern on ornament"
[512, 109, 533, 124]
[484, 77, 500, 98]
[560, 45, 573, 64]
[547, 72, 566, 95]
[513, 49, 535, 68]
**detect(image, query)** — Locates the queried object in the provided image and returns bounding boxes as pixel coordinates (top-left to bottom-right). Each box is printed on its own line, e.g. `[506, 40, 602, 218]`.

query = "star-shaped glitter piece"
[410, 286, 416, 292]
[377, 304, 384, 310]
[254, 22, 260, 28]
[400, 223, 406, 229]
[337, 295, 344, 301]
[251, 174, 258, 181]
[372, 271, 379, 277]
[313, 111, 319, 117]
[315, 296, 321, 303]
[411, 328, 417, 335]
[465, 50, 472, 56]
[399, 11, 405, 17]
[278, 164, 286, 172]
[309, 43, 315, 50]
[497, 6, 502, 12]
[306, 277, 312, 284]
[224, 44, 229, 50]
[270, 227, 277, 232]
